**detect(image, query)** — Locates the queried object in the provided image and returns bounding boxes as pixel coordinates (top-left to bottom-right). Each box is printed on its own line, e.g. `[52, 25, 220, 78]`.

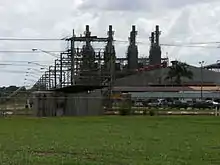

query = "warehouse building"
[112, 86, 220, 99]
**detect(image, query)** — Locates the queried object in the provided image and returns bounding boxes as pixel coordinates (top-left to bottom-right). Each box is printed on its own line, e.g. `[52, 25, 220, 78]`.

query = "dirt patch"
[29, 150, 99, 161]
[29, 150, 76, 157]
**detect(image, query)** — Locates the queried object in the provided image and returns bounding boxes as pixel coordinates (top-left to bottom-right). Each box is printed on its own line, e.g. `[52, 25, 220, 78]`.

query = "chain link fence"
[0, 95, 219, 117]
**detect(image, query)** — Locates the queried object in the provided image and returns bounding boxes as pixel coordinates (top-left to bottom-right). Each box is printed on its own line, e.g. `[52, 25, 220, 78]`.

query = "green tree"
[165, 61, 193, 85]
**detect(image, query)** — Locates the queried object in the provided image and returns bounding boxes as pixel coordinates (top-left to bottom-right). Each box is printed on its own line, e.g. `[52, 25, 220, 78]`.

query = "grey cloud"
[78, 0, 214, 11]
[79, 0, 150, 11]
[0, 0, 219, 86]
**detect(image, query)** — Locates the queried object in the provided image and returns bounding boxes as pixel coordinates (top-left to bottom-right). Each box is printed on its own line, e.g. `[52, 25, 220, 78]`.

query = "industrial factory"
[31, 25, 220, 116]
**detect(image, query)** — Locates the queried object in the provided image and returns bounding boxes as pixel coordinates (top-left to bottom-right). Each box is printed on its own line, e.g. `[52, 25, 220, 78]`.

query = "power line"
[0, 69, 44, 74]
[0, 70, 28, 73]
[161, 41, 220, 45]
[0, 50, 64, 53]
[0, 37, 220, 45]
[0, 63, 50, 67]
[160, 44, 220, 49]
[0, 60, 53, 63]
[0, 38, 65, 41]
[115, 39, 220, 47]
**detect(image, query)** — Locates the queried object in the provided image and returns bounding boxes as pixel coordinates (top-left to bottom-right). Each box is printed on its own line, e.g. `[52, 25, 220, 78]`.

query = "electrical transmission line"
[0, 63, 48, 67]
[160, 44, 220, 49]
[0, 70, 28, 73]
[0, 50, 63, 53]
[114, 40, 220, 46]
[0, 37, 220, 45]
[0, 38, 65, 41]
[0, 60, 53, 63]
[115, 39, 220, 47]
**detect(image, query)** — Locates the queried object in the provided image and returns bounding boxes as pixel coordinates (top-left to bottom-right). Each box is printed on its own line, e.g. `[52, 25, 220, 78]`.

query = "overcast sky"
[0, 0, 220, 86]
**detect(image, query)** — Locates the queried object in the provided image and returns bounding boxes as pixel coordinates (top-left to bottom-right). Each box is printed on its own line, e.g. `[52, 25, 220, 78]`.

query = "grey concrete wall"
[32, 89, 103, 117]
[32, 91, 56, 117]
[65, 89, 103, 116]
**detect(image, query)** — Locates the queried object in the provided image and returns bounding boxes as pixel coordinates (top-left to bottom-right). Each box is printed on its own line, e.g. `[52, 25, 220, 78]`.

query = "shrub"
[149, 110, 155, 116]
[143, 109, 147, 116]
[119, 100, 132, 116]
[119, 108, 131, 116]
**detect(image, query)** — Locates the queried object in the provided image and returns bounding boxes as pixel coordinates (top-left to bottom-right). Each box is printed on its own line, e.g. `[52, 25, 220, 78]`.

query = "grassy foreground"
[0, 116, 220, 165]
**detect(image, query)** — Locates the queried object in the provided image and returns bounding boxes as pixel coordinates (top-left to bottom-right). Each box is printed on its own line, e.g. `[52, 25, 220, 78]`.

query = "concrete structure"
[32, 86, 104, 117]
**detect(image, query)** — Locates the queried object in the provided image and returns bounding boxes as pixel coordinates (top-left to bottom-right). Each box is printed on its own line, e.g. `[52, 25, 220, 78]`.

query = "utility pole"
[71, 29, 75, 86]
[54, 60, 57, 89]
[49, 66, 51, 89]
[107, 25, 115, 110]
[199, 61, 205, 100]
[60, 53, 63, 88]
[44, 73, 47, 90]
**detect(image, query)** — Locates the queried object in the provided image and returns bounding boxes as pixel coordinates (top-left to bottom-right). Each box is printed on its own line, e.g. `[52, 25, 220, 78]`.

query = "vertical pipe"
[199, 61, 204, 100]
[108, 25, 115, 110]
[201, 66, 203, 100]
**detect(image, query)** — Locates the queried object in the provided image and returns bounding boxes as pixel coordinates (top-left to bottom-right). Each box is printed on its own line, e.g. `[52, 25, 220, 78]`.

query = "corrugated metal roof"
[113, 86, 189, 92]
[113, 86, 220, 92]
[189, 86, 220, 91]
[129, 92, 220, 98]
[54, 85, 107, 93]
[204, 63, 220, 69]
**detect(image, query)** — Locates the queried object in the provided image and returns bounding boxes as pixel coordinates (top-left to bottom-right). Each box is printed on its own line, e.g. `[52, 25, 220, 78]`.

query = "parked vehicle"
[192, 100, 213, 109]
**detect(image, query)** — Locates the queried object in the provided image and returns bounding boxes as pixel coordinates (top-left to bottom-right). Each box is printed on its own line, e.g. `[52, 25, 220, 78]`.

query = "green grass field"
[0, 116, 220, 165]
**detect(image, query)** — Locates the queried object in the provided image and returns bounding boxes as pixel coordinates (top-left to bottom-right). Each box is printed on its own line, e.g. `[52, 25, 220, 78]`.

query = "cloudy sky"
[0, 0, 220, 86]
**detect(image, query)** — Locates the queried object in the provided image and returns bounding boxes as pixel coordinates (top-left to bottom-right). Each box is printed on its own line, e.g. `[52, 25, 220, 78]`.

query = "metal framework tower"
[65, 25, 109, 86]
